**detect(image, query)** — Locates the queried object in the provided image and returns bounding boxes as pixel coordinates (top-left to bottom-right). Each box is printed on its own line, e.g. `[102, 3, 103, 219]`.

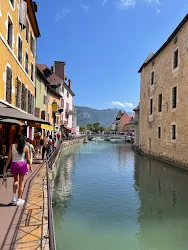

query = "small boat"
[110, 138, 124, 143]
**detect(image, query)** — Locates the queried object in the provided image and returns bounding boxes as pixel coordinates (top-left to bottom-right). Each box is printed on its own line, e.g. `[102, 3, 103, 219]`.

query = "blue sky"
[36, 0, 188, 111]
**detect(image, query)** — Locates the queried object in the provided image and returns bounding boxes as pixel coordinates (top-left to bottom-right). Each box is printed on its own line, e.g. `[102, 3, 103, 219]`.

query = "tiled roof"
[37, 64, 62, 86]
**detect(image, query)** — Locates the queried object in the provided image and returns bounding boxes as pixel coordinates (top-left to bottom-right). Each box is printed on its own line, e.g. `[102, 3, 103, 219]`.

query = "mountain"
[76, 106, 133, 128]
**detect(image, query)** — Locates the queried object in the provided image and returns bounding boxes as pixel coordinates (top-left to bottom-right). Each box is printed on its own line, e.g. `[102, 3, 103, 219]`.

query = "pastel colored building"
[0, 0, 40, 145]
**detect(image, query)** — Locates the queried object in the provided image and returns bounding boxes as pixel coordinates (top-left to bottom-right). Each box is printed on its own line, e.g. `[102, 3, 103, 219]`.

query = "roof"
[27, 0, 40, 37]
[37, 64, 75, 96]
[138, 13, 188, 73]
[37, 64, 62, 86]
[133, 105, 140, 112]
[0, 107, 50, 124]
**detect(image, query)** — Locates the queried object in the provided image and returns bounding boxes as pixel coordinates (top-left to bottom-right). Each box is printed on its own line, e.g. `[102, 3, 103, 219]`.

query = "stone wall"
[139, 20, 188, 166]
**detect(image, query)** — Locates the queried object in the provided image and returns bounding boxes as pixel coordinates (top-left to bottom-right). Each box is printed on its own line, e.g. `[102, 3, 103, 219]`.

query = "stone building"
[133, 105, 140, 149]
[112, 111, 131, 132]
[138, 13, 188, 166]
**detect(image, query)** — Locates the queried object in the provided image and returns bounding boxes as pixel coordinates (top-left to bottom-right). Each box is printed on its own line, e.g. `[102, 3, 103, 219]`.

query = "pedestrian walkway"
[0, 162, 48, 250]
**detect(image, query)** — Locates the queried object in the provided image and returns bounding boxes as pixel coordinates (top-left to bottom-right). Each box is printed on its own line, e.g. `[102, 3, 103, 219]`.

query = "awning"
[0, 119, 25, 126]
[0, 107, 50, 125]
[33, 123, 56, 131]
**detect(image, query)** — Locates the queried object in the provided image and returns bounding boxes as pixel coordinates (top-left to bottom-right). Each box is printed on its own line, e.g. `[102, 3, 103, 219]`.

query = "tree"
[87, 124, 93, 131]
[79, 126, 86, 134]
[93, 122, 101, 133]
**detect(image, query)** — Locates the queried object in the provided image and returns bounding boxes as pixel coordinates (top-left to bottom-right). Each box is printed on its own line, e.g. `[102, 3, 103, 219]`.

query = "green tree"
[93, 122, 101, 133]
[79, 126, 86, 134]
[87, 124, 94, 131]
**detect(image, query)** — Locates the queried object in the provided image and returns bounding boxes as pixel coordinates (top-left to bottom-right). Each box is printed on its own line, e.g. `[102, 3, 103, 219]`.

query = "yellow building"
[0, 0, 40, 111]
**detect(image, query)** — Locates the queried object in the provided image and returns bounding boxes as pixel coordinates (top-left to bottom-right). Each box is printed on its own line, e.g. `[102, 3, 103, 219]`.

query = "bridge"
[87, 133, 134, 142]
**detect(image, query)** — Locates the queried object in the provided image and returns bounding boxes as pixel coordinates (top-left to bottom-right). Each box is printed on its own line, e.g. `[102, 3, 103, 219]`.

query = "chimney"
[68, 79, 72, 90]
[54, 61, 66, 80]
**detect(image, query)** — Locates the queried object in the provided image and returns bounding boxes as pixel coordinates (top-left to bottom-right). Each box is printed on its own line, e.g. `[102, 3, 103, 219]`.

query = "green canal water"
[53, 142, 188, 250]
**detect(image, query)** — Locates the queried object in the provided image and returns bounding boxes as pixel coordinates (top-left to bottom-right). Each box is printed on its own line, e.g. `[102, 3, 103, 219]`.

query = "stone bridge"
[88, 134, 134, 143]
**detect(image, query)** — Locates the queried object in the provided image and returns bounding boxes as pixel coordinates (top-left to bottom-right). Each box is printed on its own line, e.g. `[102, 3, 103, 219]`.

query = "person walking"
[47, 135, 53, 156]
[3, 134, 31, 206]
[42, 133, 49, 160]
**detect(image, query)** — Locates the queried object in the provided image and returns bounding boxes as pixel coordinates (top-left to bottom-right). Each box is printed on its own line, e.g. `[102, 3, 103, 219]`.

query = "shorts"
[10, 161, 28, 176]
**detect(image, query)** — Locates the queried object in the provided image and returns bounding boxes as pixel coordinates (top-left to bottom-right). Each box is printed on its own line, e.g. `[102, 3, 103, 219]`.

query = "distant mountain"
[76, 106, 133, 128]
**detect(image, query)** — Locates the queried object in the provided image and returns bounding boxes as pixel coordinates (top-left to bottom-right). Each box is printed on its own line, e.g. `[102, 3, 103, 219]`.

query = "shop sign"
[52, 101, 58, 112]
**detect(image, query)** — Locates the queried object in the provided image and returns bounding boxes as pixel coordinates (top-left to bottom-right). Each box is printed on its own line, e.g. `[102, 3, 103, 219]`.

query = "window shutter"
[21, 83, 27, 111]
[31, 95, 34, 115]
[16, 80, 21, 108]
[6, 67, 12, 104]
[19, 0, 27, 27]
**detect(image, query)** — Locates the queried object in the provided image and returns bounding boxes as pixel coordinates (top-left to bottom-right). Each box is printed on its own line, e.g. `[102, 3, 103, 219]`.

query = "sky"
[36, 0, 188, 111]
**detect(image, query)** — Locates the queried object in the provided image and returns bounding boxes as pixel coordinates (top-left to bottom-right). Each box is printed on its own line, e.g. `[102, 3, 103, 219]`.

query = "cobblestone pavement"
[0, 163, 49, 250]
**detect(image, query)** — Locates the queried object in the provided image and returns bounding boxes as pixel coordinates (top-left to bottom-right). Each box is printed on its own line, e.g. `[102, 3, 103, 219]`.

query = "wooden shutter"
[19, 0, 27, 27]
[16, 80, 22, 108]
[6, 67, 12, 104]
[18, 37, 22, 64]
[31, 95, 34, 115]
[21, 83, 26, 111]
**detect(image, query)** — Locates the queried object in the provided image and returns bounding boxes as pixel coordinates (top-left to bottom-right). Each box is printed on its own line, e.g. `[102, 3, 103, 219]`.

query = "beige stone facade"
[139, 14, 188, 166]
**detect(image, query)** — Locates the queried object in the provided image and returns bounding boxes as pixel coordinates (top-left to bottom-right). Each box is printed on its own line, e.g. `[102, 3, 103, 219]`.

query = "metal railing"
[46, 141, 62, 250]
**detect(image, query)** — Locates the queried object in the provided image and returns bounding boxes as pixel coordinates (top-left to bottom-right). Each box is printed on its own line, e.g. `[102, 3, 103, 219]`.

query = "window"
[66, 102, 69, 110]
[61, 99, 64, 108]
[67, 91, 69, 98]
[30, 33, 35, 55]
[172, 125, 176, 140]
[7, 18, 13, 49]
[158, 126, 161, 139]
[173, 49, 179, 69]
[62, 86, 64, 93]
[28, 91, 32, 114]
[151, 71, 155, 85]
[43, 95, 47, 105]
[6, 67, 12, 104]
[172, 86, 177, 108]
[31, 63, 34, 81]
[26, 20, 29, 42]
[25, 52, 28, 73]
[10, 0, 14, 7]
[158, 94, 162, 112]
[18, 37, 22, 64]
[149, 99, 153, 115]
[21, 83, 27, 111]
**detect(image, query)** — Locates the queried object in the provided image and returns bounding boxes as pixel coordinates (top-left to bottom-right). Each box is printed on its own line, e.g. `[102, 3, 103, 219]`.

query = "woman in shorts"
[4, 134, 31, 206]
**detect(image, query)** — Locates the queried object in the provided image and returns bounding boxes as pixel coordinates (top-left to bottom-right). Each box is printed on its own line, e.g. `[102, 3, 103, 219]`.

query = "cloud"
[102, 0, 108, 5]
[111, 101, 134, 108]
[115, 0, 136, 11]
[81, 4, 91, 12]
[115, 0, 160, 12]
[55, 9, 71, 22]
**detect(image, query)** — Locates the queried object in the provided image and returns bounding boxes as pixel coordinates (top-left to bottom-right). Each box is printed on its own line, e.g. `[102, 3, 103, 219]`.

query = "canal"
[53, 141, 188, 250]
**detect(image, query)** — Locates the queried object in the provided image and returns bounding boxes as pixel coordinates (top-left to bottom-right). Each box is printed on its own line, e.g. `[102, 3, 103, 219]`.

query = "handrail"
[46, 161, 56, 250]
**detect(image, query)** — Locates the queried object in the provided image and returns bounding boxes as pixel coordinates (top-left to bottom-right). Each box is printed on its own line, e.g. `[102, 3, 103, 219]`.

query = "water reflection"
[53, 143, 188, 250]
[134, 154, 188, 250]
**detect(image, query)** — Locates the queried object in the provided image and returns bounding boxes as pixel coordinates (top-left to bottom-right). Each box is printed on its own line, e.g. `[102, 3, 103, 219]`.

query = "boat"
[110, 138, 124, 143]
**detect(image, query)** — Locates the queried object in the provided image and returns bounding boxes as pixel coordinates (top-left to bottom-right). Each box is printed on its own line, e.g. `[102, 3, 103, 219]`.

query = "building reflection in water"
[134, 153, 188, 250]
[53, 150, 75, 230]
